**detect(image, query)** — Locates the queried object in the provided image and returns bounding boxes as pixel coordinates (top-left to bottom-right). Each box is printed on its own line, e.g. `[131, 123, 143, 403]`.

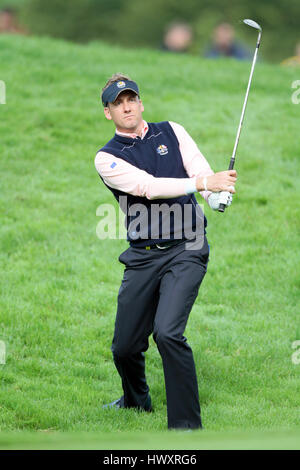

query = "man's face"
[104, 91, 144, 133]
[214, 24, 234, 50]
[0, 12, 13, 30]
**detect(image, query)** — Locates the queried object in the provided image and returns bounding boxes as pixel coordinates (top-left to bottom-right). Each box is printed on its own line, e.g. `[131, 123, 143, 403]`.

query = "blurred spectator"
[281, 42, 300, 66]
[161, 22, 193, 53]
[205, 22, 250, 60]
[0, 7, 27, 34]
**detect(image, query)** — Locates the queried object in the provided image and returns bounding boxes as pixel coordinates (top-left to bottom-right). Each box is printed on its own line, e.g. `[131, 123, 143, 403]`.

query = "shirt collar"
[116, 120, 149, 140]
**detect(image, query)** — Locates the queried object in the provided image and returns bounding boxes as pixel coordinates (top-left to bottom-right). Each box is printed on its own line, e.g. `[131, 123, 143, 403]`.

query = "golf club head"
[243, 19, 262, 32]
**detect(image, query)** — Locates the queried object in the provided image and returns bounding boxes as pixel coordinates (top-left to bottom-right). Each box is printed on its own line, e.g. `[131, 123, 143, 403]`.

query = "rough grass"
[0, 34, 299, 448]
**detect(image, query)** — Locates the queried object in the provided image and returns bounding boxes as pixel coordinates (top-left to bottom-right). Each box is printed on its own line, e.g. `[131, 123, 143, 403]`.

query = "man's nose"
[123, 101, 131, 112]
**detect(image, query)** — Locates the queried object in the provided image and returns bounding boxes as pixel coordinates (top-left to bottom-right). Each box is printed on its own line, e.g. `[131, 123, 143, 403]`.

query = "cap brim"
[102, 79, 140, 106]
[103, 87, 139, 107]
[112, 87, 139, 103]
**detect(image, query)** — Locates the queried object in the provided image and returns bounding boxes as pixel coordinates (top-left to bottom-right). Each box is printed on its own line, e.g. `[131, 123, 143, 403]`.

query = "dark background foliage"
[2, 0, 300, 63]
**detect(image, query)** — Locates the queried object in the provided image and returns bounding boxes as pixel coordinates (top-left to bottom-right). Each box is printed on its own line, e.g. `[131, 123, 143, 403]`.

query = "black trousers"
[111, 237, 209, 429]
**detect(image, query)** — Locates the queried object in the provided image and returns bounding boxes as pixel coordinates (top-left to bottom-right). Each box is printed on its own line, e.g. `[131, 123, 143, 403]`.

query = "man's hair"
[102, 73, 132, 94]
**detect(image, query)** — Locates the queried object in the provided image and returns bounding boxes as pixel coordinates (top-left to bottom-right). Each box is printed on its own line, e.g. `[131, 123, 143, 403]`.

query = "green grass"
[0, 429, 300, 450]
[0, 34, 299, 449]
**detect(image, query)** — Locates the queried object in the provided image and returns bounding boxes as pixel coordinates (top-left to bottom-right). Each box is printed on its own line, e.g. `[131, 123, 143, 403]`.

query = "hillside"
[0, 34, 299, 447]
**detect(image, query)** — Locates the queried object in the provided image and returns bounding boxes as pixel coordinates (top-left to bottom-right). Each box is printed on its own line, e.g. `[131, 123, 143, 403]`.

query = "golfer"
[95, 73, 237, 430]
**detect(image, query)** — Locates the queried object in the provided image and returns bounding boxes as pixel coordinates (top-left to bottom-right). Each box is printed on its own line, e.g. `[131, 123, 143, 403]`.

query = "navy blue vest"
[98, 121, 207, 247]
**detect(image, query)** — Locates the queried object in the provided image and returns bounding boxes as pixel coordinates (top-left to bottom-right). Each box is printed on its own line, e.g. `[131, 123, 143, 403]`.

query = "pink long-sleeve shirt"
[94, 121, 214, 202]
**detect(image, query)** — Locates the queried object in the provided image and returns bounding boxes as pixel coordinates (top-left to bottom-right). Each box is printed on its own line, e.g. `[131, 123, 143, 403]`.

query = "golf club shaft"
[219, 30, 261, 213]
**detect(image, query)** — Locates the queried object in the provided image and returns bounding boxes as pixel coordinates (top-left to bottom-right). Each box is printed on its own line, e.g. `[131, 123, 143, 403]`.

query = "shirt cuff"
[184, 177, 197, 195]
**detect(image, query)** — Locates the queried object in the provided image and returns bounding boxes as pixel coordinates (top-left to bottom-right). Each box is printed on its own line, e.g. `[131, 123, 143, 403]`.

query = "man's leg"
[152, 241, 209, 429]
[111, 248, 160, 409]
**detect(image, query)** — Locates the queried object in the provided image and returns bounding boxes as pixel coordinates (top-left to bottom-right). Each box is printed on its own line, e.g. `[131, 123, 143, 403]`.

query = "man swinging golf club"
[94, 71, 236, 430]
[94, 18, 261, 431]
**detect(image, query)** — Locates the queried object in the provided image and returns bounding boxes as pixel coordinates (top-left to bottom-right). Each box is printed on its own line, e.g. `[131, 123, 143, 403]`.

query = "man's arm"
[95, 124, 236, 201]
[169, 121, 214, 202]
[169, 121, 237, 200]
[95, 151, 200, 200]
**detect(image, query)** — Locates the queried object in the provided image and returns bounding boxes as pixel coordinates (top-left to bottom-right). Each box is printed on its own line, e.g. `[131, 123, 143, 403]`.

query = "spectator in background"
[161, 22, 193, 53]
[281, 42, 300, 67]
[0, 7, 27, 34]
[205, 22, 250, 60]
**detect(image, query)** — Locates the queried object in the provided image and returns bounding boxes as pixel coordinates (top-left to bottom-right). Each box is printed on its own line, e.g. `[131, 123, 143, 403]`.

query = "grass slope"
[0, 35, 299, 448]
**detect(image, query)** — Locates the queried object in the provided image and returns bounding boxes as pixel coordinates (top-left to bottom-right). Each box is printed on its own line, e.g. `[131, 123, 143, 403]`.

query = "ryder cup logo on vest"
[157, 144, 168, 156]
[117, 81, 126, 88]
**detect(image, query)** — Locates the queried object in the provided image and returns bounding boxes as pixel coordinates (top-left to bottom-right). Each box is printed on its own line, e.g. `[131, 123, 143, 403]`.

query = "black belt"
[143, 239, 185, 250]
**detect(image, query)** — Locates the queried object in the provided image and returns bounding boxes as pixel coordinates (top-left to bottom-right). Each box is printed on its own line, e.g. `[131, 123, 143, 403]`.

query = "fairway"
[0, 34, 299, 448]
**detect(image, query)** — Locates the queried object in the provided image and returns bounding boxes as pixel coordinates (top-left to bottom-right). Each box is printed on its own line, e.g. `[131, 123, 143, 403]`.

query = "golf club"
[218, 19, 262, 213]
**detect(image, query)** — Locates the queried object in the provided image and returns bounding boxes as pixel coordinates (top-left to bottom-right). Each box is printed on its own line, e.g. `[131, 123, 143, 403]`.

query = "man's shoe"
[102, 395, 153, 412]
[102, 396, 125, 410]
[141, 394, 153, 412]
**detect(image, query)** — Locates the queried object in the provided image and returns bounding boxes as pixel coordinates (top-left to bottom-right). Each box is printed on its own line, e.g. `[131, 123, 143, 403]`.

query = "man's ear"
[104, 106, 112, 120]
[140, 100, 145, 113]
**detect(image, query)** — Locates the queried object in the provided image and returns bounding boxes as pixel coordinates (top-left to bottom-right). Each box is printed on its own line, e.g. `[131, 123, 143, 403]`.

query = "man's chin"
[117, 117, 143, 134]
[123, 119, 137, 127]
[122, 121, 139, 131]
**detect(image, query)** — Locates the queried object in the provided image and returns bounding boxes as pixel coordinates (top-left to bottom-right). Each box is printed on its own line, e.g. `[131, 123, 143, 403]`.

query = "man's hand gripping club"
[196, 170, 237, 211]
